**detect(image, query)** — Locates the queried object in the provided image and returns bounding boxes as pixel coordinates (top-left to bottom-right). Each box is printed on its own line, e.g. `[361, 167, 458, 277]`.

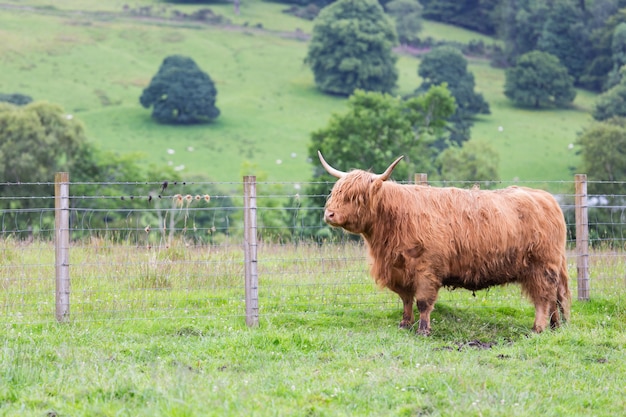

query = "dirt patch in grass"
[436, 339, 501, 352]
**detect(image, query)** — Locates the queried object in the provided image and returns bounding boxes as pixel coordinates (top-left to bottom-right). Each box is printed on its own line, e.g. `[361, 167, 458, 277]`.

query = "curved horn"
[318, 150, 346, 178]
[373, 155, 404, 181]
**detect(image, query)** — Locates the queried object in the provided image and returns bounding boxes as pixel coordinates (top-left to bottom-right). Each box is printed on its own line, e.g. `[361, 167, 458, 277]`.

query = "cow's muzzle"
[323, 209, 338, 226]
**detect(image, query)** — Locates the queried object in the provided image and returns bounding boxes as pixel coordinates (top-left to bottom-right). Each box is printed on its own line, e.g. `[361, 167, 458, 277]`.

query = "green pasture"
[0, 1, 597, 183]
[470, 59, 595, 182]
[1, 239, 625, 416]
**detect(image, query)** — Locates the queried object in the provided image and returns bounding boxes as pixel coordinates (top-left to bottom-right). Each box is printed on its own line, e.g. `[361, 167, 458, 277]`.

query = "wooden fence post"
[575, 174, 590, 301]
[243, 176, 259, 327]
[55, 172, 70, 322]
[414, 173, 428, 185]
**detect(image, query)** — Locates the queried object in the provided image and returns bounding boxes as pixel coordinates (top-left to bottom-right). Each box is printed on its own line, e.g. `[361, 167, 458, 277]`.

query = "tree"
[415, 46, 490, 146]
[499, 0, 549, 65]
[0, 101, 89, 183]
[579, 4, 626, 91]
[140, 55, 220, 124]
[504, 51, 576, 108]
[436, 140, 499, 184]
[0, 100, 235, 242]
[1, 103, 170, 215]
[605, 22, 626, 88]
[575, 117, 626, 243]
[536, 0, 588, 81]
[498, 0, 595, 82]
[385, 0, 423, 46]
[309, 87, 455, 182]
[0, 102, 127, 237]
[305, 0, 398, 96]
[577, 117, 626, 184]
[593, 67, 626, 120]
[419, 0, 500, 35]
[303, 86, 455, 239]
[498, 0, 624, 91]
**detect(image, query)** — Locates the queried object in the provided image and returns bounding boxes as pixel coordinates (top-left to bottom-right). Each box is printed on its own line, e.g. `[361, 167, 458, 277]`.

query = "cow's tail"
[557, 256, 571, 322]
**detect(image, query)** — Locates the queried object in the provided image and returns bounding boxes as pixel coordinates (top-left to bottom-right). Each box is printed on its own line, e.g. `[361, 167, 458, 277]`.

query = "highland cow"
[318, 151, 571, 335]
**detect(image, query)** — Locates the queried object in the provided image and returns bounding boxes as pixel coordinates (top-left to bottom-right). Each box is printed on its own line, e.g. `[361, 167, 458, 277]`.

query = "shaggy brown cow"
[318, 151, 571, 335]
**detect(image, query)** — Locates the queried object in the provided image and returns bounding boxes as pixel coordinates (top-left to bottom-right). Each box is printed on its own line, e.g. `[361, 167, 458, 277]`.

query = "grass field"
[0, 0, 596, 183]
[1, 240, 625, 416]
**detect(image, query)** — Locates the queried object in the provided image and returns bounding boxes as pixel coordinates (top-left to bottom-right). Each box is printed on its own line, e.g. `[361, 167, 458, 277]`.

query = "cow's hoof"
[398, 320, 414, 329]
[416, 321, 431, 336]
[416, 328, 431, 336]
[531, 326, 545, 334]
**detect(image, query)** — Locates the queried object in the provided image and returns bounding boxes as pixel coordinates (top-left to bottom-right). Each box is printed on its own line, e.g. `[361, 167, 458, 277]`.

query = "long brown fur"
[323, 168, 571, 335]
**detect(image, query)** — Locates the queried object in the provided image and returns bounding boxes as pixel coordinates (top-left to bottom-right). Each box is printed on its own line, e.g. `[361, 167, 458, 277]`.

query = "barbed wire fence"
[0, 173, 625, 326]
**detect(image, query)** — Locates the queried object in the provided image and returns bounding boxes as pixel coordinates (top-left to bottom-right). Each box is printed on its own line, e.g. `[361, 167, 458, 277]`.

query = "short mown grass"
[1, 301, 624, 416]
[1, 239, 624, 416]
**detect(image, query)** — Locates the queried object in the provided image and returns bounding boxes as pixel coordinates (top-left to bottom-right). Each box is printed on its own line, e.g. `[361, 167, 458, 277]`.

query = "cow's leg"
[549, 300, 560, 329]
[549, 260, 571, 329]
[532, 300, 550, 333]
[523, 267, 561, 333]
[416, 299, 435, 335]
[398, 292, 415, 329]
[387, 280, 415, 328]
[556, 257, 571, 324]
[550, 266, 571, 329]
[529, 286, 557, 333]
[415, 279, 440, 336]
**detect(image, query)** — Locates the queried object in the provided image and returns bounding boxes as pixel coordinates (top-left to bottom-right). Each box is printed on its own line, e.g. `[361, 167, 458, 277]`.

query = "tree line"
[270, 0, 626, 91]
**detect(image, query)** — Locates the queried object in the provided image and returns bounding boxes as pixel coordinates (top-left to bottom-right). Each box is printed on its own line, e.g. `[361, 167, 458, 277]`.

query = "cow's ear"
[370, 177, 384, 194]
[368, 178, 384, 213]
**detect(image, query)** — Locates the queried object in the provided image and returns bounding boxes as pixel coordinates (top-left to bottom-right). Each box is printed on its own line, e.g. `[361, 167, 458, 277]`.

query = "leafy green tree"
[0, 101, 181, 187]
[0, 102, 187, 239]
[0, 101, 89, 183]
[499, 0, 626, 90]
[0, 102, 109, 236]
[579, 5, 626, 91]
[499, 0, 549, 65]
[305, 0, 398, 96]
[310, 87, 455, 181]
[303, 86, 455, 239]
[419, 0, 500, 35]
[575, 117, 626, 243]
[499, 0, 595, 81]
[504, 51, 576, 108]
[436, 140, 499, 185]
[536, 0, 588, 81]
[415, 46, 489, 146]
[0, 101, 236, 243]
[140, 55, 220, 124]
[577, 117, 626, 185]
[385, 0, 423, 46]
[605, 22, 626, 88]
[593, 67, 626, 120]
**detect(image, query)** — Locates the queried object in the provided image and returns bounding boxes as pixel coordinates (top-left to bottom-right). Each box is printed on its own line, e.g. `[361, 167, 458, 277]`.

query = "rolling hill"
[0, 0, 596, 182]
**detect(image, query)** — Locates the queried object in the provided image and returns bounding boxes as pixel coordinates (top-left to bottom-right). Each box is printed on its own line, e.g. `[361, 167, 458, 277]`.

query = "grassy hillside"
[0, 1, 596, 182]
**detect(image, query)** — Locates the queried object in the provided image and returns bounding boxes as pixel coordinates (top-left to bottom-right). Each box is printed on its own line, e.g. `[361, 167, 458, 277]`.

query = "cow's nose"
[324, 209, 334, 221]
